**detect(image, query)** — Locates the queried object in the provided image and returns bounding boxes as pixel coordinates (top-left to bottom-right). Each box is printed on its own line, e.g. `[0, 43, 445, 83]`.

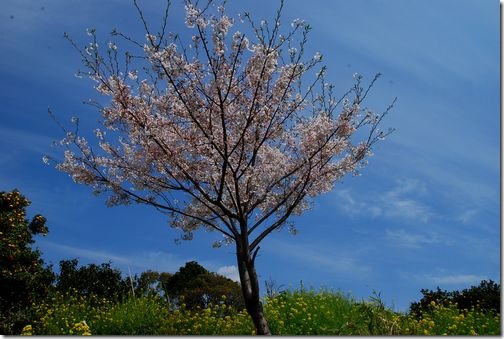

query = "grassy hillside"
[22, 287, 500, 335]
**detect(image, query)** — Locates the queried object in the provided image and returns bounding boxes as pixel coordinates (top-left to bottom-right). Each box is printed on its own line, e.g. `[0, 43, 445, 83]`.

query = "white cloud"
[41, 240, 245, 281]
[305, 1, 496, 91]
[217, 265, 240, 282]
[381, 142, 499, 214]
[43, 241, 133, 265]
[41, 241, 186, 273]
[457, 209, 479, 224]
[266, 239, 371, 278]
[333, 189, 369, 217]
[385, 199, 432, 222]
[385, 228, 443, 248]
[334, 178, 434, 223]
[0, 125, 54, 156]
[380, 179, 433, 223]
[412, 273, 487, 286]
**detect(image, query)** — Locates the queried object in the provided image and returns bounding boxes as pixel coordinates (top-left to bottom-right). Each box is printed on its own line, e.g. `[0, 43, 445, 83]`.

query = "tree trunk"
[236, 242, 271, 335]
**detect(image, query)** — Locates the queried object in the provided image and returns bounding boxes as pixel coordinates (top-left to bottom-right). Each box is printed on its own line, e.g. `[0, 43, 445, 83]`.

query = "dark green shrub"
[409, 280, 500, 317]
[456, 280, 500, 314]
[130, 270, 172, 298]
[165, 261, 244, 311]
[0, 190, 55, 334]
[56, 258, 129, 302]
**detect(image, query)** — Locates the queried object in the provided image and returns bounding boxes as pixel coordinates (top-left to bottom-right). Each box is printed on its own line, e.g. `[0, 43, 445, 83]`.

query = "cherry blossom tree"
[50, 0, 394, 334]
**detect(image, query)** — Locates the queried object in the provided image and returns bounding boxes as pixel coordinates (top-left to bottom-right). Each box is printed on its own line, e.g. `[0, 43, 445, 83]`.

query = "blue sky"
[0, 0, 500, 312]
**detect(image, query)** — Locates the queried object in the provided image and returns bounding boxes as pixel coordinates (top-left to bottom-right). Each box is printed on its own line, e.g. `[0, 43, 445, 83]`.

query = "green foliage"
[403, 300, 500, 335]
[457, 280, 500, 314]
[27, 289, 110, 335]
[0, 189, 55, 334]
[130, 270, 172, 298]
[90, 296, 171, 335]
[262, 288, 404, 335]
[3, 190, 496, 336]
[409, 280, 500, 317]
[21, 287, 500, 335]
[164, 298, 254, 335]
[56, 258, 129, 301]
[27, 290, 170, 335]
[165, 261, 245, 310]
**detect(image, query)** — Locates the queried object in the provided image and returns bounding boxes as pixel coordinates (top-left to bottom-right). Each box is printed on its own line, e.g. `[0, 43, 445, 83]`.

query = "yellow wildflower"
[21, 325, 32, 335]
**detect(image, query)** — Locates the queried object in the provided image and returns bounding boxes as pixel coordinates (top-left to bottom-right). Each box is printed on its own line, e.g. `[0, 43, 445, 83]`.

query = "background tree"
[131, 270, 165, 298]
[0, 190, 55, 334]
[165, 261, 244, 311]
[56, 258, 129, 301]
[409, 280, 500, 317]
[456, 280, 500, 314]
[51, 0, 393, 334]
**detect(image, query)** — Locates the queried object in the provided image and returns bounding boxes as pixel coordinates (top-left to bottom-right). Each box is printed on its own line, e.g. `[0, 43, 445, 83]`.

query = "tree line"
[0, 189, 243, 334]
[2, 189, 499, 334]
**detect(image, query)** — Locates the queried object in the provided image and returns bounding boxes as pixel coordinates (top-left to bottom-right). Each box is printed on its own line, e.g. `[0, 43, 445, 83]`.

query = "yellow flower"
[72, 320, 91, 335]
[21, 325, 32, 335]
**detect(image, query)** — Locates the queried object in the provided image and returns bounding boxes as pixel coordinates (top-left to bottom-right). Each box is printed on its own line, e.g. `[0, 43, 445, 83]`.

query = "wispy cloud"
[334, 178, 434, 223]
[0, 125, 53, 156]
[302, 0, 497, 89]
[217, 265, 240, 282]
[380, 141, 499, 213]
[457, 208, 479, 225]
[266, 239, 371, 278]
[41, 240, 187, 273]
[385, 228, 444, 248]
[43, 241, 133, 265]
[409, 273, 488, 286]
[41, 240, 244, 282]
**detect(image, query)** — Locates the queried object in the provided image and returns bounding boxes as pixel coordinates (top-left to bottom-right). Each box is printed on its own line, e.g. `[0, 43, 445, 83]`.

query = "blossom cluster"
[55, 0, 389, 247]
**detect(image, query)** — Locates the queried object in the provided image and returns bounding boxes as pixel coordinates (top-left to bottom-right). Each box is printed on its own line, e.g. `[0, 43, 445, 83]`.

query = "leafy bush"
[56, 258, 129, 301]
[130, 270, 172, 299]
[410, 280, 500, 317]
[165, 261, 244, 310]
[457, 280, 500, 314]
[0, 190, 55, 334]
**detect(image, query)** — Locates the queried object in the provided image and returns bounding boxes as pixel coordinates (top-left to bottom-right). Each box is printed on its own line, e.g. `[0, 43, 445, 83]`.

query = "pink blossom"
[57, 0, 390, 255]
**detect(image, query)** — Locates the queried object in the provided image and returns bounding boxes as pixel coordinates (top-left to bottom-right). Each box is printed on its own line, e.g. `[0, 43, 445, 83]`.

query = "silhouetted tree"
[166, 261, 244, 310]
[410, 280, 500, 317]
[0, 190, 55, 334]
[131, 270, 172, 299]
[56, 258, 128, 301]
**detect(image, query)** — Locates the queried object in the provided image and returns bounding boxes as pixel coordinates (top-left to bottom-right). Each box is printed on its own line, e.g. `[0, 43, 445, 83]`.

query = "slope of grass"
[22, 287, 500, 335]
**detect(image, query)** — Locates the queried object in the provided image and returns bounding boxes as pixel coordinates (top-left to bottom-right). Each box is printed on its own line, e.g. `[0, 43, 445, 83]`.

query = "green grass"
[22, 288, 500, 335]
